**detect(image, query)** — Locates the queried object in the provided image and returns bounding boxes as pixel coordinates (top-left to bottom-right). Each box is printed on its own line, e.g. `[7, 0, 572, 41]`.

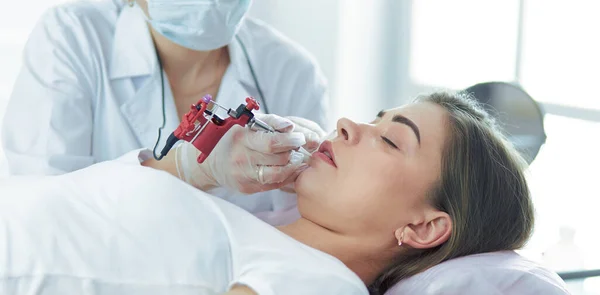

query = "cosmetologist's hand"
[286, 116, 327, 152]
[177, 114, 309, 194]
[278, 116, 328, 193]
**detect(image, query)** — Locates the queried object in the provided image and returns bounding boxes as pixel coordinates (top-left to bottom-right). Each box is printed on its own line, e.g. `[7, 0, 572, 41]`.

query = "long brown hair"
[370, 91, 535, 294]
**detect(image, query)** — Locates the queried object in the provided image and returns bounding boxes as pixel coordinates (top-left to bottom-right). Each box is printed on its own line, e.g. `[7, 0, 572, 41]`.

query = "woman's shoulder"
[231, 241, 369, 295]
[222, 212, 368, 294]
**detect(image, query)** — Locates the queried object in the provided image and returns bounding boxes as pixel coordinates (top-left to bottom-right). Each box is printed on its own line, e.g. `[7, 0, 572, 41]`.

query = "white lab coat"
[1, 0, 330, 220]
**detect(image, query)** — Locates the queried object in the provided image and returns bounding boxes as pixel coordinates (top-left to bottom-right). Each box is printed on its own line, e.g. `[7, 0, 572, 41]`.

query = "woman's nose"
[336, 117, 361, 145]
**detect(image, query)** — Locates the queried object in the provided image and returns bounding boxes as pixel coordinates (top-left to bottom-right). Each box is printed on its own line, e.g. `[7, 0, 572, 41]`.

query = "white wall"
[248, 0, 408, 125]
[248, 0, 342, 94]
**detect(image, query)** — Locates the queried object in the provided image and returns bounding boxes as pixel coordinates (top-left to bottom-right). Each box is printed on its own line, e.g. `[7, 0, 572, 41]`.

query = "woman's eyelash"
[381, 136, 398, 149]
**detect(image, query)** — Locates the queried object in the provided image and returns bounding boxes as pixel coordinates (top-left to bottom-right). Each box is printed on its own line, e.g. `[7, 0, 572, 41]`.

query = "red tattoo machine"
[154, 94, 275, 163]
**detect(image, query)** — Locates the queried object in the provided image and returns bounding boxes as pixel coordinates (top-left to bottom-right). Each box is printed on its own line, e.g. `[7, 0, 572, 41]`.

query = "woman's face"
[295, 102, 448, 238]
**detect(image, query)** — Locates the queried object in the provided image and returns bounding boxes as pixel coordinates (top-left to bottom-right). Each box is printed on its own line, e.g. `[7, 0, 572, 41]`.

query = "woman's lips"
[312, 140, 336, 167]
[313, 151, 336, 167]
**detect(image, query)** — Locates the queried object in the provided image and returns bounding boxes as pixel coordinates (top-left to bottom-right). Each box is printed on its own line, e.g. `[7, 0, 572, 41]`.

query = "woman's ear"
[399, 211, 452, 249]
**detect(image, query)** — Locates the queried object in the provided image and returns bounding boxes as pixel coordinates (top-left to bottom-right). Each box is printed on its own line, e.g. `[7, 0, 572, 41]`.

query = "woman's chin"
[295, 169, 309, 187]
[294, 166, 317, 195]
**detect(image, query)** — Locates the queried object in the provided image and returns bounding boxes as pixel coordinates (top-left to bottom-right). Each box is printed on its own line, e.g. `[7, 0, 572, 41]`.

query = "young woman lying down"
[0, 91, 534, 295]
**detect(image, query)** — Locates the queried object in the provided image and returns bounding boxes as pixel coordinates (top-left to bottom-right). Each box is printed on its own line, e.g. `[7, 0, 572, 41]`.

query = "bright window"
[520, 0, 600, 110]
[409, 0, 520, 90]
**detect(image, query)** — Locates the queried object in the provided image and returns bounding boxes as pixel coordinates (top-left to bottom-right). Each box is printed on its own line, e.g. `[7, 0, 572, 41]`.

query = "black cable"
[152, 44, 167, 160]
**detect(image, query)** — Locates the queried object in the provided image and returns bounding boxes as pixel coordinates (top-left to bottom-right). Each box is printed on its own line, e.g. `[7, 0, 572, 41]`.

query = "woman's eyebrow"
[376, 110, 421, 145]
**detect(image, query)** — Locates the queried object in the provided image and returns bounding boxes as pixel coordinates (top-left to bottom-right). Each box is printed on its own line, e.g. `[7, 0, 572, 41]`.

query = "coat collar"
[108, 5, 156, 80]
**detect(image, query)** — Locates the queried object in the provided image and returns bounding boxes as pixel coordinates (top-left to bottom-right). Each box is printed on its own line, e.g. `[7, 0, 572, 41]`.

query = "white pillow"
[384, 251, 571, 295]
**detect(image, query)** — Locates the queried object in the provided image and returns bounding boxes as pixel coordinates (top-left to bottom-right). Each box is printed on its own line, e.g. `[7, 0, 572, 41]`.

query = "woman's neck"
[278, 217, 394, 284]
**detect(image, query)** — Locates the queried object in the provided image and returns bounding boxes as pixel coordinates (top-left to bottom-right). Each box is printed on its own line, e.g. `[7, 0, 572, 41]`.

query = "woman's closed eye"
[381, 136, 398, 149]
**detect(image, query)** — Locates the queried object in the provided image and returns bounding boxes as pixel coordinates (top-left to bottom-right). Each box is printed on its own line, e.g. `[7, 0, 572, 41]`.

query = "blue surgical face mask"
[145, 0, 252, 51]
